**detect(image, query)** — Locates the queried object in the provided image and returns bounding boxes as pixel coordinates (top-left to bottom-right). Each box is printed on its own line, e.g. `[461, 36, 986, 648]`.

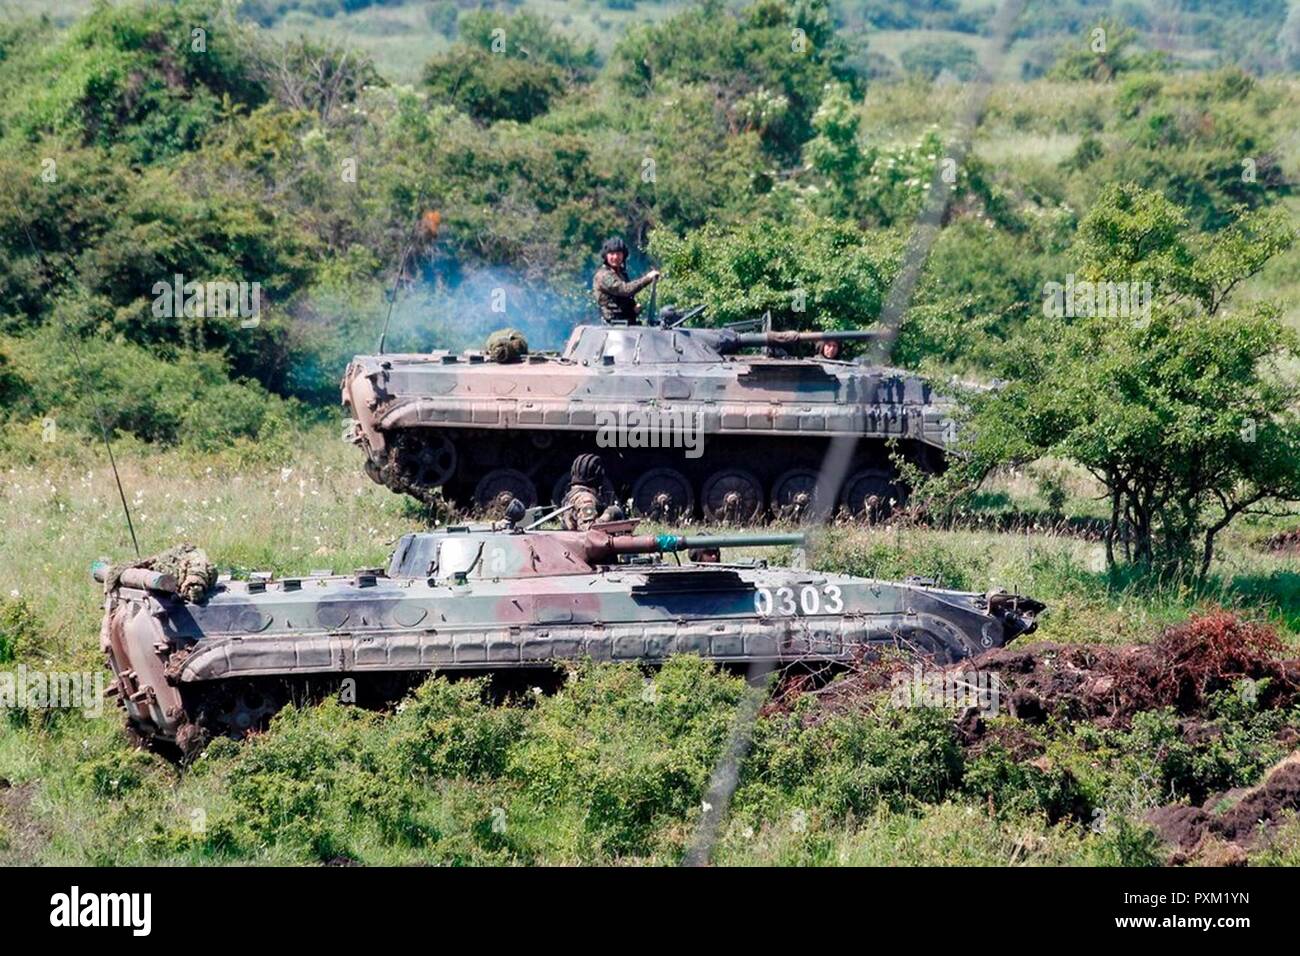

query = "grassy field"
[3, 430, 1299, 865]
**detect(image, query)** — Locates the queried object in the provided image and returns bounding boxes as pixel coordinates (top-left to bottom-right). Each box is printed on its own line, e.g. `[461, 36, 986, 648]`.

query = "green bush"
[962, 734, 1089, 823]
[739, 698, 965, 822]
[423, 10, 596, 123]
[3, 330, 306, 453]
[612, 0, 853, 160]
[509, 657, 744, 858]
[220, 699, 388, 860]
[0, 596, 43, 663]
[424, 49, 569, 124]
[651, 217, 901, 331]
[1121, 694, 1298, 806]
[388, 676, 526, 781]
[77, 748, 158, 800]
[0, 0, 266, 164]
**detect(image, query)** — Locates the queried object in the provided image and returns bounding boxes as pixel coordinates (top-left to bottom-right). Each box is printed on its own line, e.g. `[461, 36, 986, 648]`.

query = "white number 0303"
[753, 584, 844, 616]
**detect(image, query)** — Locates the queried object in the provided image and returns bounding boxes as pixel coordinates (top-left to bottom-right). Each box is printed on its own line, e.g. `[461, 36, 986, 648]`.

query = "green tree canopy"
[946, 184, 1300, 580]
[650, 217, 901, 331]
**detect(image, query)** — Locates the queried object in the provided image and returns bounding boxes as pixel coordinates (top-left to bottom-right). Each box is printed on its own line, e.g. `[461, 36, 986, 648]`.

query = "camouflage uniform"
[560, 482, 604, 530]
[593, 264, 656, 324]
[560, 452, 624, 530]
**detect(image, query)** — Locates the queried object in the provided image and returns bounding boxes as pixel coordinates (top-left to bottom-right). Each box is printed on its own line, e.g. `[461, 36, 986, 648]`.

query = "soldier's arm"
[598, 271, 656, 298]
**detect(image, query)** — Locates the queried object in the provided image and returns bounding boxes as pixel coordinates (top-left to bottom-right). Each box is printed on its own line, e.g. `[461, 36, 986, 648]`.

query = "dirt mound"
[968, 612, 1299, 729]
[1145, 753, 1300, 864]
[772, 612, 1299, 732]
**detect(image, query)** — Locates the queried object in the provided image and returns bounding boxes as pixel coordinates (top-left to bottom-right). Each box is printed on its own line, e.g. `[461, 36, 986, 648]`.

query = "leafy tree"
[898, 218, 1066, 369]
[424, 49, 568, 124]
[942, 185, 1300, 580]
[613, 0, 854, 160]
[650, 217, 901, 331]
[458, 9, 598, 74]
[423, 10, 595, 124]
[802, 88, 1011, 231]
[1091, 68, 1291, 230]
[0, 0, 266, 164]
[1049, 19, 1167, 83]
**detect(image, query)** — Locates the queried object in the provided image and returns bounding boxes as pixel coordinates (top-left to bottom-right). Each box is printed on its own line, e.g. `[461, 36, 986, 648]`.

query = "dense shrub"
[651, 217, 901, 331]
[509, 656, 744, 857]
[0, 0, 266, 164]
[0, 595, 42, 663]
[388, 677, 526, 781]
[739, 700, 965, 821]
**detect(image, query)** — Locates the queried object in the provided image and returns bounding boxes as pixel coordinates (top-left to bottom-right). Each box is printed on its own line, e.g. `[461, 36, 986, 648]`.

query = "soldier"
[561, 453, 624, 530]
[593, 237, 660, 324]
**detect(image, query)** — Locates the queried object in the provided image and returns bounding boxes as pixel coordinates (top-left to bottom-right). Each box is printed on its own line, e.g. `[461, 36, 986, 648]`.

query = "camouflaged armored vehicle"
[342, 311, 956, 522]
[95, 521, 1042, 751]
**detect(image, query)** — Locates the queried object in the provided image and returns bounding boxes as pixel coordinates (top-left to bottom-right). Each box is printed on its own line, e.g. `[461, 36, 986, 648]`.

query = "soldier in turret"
[561, 453, 624, 530]
[593, 237, 660, 324]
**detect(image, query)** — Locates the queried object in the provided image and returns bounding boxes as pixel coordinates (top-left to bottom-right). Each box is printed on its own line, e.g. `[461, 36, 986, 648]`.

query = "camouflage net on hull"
[105, 544, 216, 603]
[485, 328, 528, 363]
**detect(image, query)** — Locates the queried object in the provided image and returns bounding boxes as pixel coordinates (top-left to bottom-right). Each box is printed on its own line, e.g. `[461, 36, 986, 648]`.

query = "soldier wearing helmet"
[561, 453, 624, 530]
[593, 237, 660, 324]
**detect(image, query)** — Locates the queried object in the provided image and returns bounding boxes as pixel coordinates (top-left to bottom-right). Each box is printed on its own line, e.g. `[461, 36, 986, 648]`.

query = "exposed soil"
[955, 612, 1300, 731]
[776, 611, 1300, 732]
[1145, 754, 1300, 865]
[771, 611, 1300, 864]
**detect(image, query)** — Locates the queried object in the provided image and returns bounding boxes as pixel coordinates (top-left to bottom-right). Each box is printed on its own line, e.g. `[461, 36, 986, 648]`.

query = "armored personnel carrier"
[96, 522, 1042, 752]
[342, 311, 956, 522]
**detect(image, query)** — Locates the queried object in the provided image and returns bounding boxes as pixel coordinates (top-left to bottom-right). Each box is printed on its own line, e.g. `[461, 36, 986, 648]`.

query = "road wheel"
[474, 468, 538, 515]
[839, 469, 905, 522]
[401, 433, 457, 489]
[770, 468, 822, 522]
[632, 467, 695, 523]
[701, 469, 764, 524]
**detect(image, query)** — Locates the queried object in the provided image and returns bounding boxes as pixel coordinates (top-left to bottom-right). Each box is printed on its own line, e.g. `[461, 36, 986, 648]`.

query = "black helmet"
[571, 453, 605, 485]
[503, 497, 527, 527]
[600, 237, 628, 258]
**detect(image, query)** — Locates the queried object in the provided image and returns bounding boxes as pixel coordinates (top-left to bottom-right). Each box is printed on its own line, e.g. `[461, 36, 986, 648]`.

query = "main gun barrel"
[724, 329, 878, 351]
[585, 531, 805, 558]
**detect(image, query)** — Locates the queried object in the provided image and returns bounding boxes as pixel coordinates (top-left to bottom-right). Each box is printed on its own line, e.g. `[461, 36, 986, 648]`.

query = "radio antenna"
[377, 198, 434, 354]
